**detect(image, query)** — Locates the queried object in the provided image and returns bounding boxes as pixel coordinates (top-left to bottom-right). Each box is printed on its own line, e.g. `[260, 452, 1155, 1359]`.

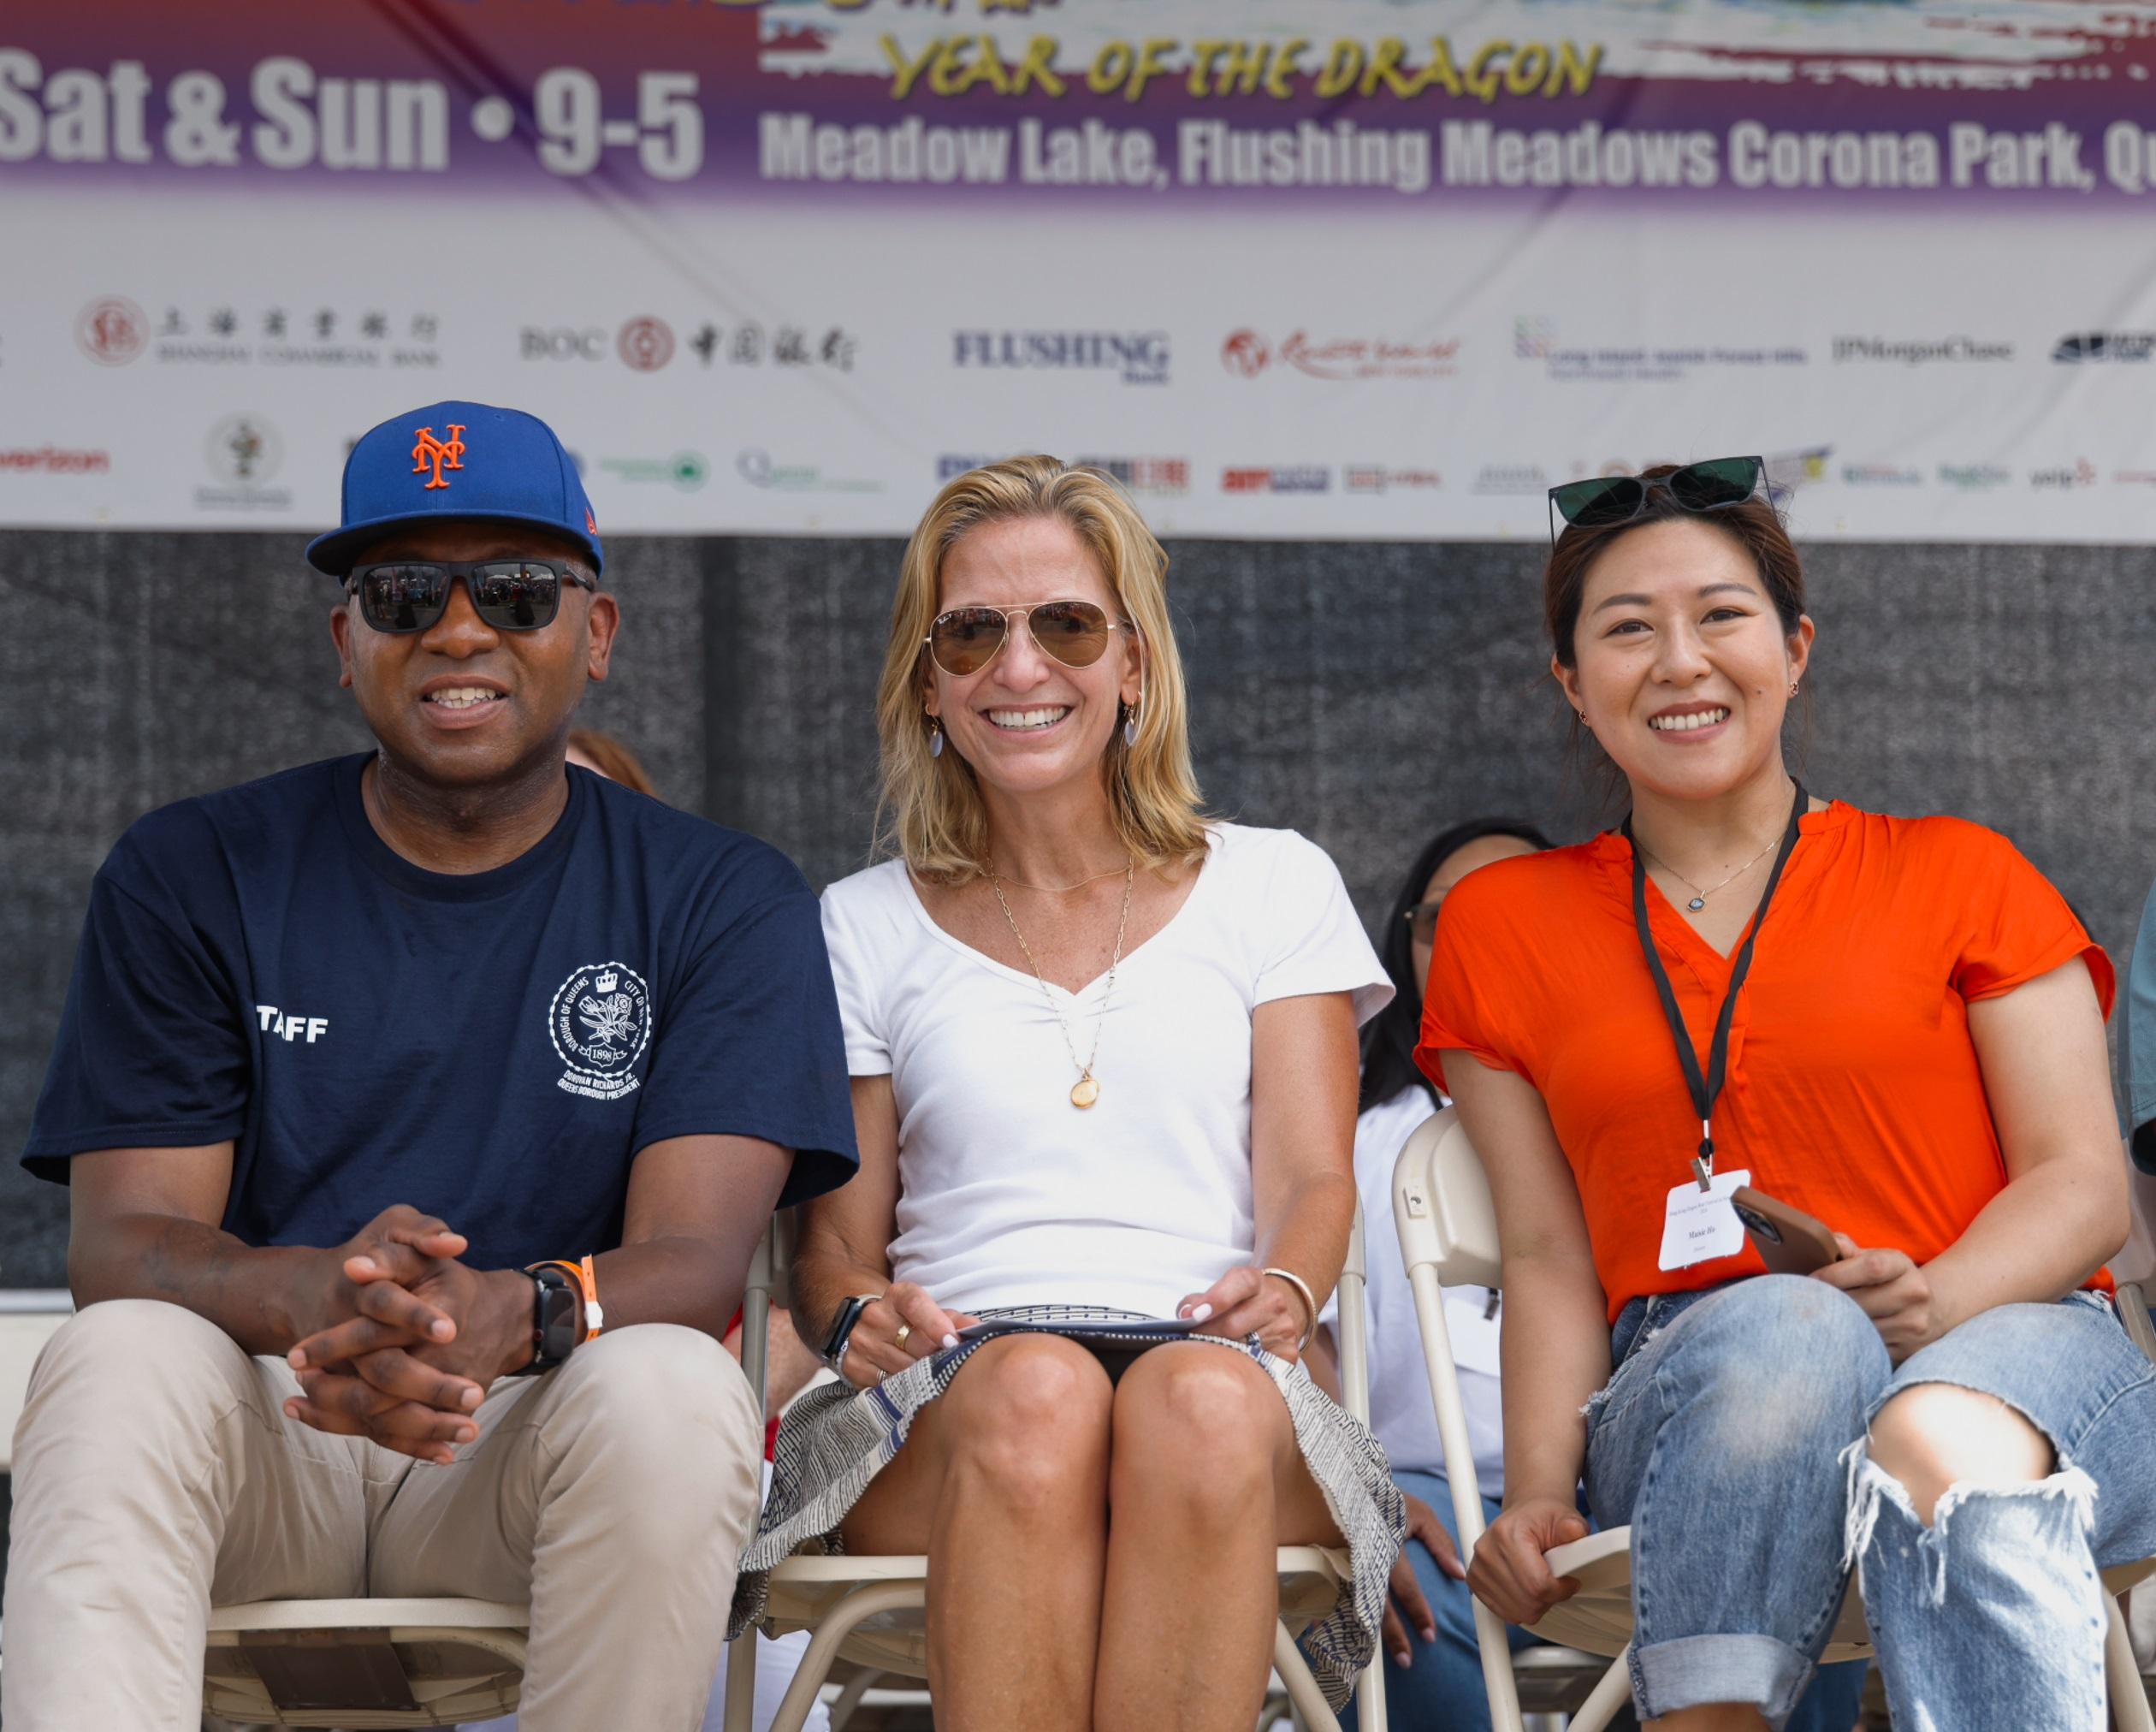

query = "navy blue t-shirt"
[24, 756, 857, 1270]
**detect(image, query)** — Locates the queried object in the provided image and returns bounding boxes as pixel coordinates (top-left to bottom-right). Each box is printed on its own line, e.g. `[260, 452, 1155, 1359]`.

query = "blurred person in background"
[567, 725, 659, 796]
[1421, 458, 2145, 1731]
[1312, 818, 1549, 1729]
[4, 401, 857, 1732]
[734, 456, 1404, 1729]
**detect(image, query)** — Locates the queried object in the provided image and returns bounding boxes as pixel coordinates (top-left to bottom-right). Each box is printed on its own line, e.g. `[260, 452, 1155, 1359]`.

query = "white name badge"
[1657, 1168, 1753, 1272]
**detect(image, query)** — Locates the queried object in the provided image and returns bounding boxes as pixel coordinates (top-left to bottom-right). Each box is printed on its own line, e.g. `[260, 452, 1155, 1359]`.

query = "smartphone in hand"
[1729, 1185, 1841, 1275]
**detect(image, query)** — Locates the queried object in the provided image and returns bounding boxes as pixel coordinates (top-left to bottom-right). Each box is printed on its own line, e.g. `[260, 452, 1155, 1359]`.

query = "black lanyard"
[1623, 784, 1807, 1189]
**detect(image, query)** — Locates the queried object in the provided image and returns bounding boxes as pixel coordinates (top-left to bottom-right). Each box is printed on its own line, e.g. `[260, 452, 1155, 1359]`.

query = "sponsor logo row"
[9, 424, 2146, 507]
[70, 299, 2156, 383]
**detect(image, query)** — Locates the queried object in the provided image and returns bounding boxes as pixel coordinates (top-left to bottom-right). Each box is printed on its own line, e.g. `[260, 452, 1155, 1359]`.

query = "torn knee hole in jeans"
[1839, 1437, 2096, 1607]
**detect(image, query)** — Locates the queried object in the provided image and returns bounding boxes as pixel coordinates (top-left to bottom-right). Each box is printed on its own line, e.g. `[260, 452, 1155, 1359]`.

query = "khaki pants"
[3, 1299, 763, 1732]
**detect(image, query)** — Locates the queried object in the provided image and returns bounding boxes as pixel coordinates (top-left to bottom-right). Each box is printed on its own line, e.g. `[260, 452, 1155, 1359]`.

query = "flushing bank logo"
[549, 961, 651, 1100]
[1221, 465, 1330, 494]
[952, 329, 1170, 386]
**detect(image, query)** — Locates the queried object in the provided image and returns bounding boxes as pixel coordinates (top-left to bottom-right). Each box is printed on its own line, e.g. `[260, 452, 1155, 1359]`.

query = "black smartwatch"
[820, 1291, 885, 1373]
[524, 1265, 581, 1373]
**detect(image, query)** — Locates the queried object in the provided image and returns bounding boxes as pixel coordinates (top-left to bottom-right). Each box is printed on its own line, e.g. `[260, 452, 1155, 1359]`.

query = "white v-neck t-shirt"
[820, 822, 1392, 1317]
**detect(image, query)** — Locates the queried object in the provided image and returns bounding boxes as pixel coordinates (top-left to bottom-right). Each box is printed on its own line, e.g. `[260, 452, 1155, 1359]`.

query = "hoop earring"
[1577, 710, 1590, 726]
[927, 715, 944, 759]
[1789, 681, 1799, 697]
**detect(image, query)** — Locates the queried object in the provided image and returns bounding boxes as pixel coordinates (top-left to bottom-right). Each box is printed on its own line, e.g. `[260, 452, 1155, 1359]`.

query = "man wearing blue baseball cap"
[5, 401, 859, 1730]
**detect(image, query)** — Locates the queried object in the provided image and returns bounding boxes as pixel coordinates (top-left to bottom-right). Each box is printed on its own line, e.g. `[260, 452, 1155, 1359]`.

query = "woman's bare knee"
[942, 1335, 1113, 1513]
[1109, 1349, 1285, 1505]
[1865, 1385, 2053, 1525]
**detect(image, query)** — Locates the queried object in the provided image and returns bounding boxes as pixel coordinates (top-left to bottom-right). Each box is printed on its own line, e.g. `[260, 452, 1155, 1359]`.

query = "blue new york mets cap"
[306, 400, 603, 578]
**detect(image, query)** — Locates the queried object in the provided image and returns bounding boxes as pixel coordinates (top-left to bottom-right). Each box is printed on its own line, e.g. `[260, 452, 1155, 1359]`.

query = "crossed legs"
[840, 1335, 1340, 1732]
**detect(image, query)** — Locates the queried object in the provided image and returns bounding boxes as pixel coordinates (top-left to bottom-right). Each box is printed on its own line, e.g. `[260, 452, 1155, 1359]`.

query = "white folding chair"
[1394, 1106, 2156, 1732]
[726, 1214, 1392, 1732]
[4, 1294, 528, 1725]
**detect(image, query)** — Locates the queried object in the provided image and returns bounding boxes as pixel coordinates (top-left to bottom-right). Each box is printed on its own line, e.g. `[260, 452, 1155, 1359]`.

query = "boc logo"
[549, 961, 651, 1100]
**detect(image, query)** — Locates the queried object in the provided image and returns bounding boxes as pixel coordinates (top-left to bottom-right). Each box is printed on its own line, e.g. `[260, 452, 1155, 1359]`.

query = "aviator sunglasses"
[1546, 455, 1769, 546]
[923, 599, 1131, 678]
[345, 559, 597, 635]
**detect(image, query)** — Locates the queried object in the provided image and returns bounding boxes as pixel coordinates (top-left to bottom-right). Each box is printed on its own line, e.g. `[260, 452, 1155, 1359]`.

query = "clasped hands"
[279, 1204, 531, 1465]
[835, 1264, 1312, 1391]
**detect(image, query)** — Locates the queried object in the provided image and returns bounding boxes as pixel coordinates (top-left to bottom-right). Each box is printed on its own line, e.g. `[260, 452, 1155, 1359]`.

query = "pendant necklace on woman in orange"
[992, 857, 1134, 1109]
[1637, 830, 1784, 911]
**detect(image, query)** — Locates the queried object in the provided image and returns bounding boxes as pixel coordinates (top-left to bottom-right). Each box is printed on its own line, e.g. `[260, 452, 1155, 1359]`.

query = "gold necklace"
[995, 863, 1131, 894]
[991, 858, 1134, 1109]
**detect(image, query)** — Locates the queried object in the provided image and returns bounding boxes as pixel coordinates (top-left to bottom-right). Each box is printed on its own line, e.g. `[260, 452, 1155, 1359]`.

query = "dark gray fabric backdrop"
[3, 529, 2152, 1284]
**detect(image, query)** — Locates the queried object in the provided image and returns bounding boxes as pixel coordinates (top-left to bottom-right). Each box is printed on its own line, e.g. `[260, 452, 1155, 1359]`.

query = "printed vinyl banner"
[4, 0, 2156, 541]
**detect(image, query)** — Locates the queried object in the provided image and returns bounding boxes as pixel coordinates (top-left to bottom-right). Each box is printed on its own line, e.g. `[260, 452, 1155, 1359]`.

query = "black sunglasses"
[345, 559, 596, 635]
[1547, 456, 1768, 545]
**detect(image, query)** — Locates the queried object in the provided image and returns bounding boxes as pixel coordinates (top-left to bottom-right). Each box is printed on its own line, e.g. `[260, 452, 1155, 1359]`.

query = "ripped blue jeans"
[1584, 1275, 2156, 1729]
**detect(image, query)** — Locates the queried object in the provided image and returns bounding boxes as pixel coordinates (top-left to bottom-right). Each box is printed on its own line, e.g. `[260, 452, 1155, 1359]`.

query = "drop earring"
[927, 715, 944, 759]
[1789, 681, 1799, 697]
[1122, 697, 1140, 748]
[1578, 709, 1590, 725]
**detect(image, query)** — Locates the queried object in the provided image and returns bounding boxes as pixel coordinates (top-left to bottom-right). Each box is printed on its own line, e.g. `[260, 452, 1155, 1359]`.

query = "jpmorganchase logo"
[2052, 331, 2156, 364]
[952, 329, 1170, 386]
[1833, 335, 2013, 365]
[1222, 328, 1460, 381]
[549, 961, 651, 1100]
[1221, 465, 1330, 494]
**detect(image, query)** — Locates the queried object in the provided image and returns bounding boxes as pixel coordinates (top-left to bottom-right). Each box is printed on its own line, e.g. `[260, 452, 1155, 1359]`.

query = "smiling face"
[329, 519, 619, 790]
[1554, 517, 1813, 804]
[924, 514, 1140, 804]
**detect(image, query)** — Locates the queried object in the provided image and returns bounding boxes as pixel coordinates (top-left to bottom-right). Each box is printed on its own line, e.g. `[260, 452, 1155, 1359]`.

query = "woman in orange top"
[1418, 460, 2151, 1732]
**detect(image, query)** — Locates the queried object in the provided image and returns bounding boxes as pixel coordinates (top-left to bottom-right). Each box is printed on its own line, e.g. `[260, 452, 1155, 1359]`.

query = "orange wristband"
[528, 1256, 605, 1343]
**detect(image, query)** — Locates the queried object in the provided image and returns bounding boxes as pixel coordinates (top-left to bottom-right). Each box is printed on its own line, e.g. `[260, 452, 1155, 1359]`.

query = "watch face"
[538, 1279, 581, 1362]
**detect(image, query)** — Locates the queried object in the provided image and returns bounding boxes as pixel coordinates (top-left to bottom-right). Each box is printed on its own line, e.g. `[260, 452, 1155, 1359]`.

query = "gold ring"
[894, 1322, 911, 1350]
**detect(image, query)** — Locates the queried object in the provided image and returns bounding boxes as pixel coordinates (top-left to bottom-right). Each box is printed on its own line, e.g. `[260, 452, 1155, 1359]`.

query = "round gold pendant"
[1070, 1074, 1100, 1109]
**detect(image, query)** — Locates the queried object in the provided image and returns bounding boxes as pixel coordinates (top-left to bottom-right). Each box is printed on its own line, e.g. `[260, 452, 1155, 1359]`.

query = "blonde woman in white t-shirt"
[730, 456, 1404, 1728]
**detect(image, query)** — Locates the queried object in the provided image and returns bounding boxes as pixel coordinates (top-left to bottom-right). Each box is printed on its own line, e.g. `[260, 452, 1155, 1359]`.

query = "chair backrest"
[1392, 1108, 1502, 1291]
[0, 1292, 74, 1475]
[1335, 1207, 1373, 1427]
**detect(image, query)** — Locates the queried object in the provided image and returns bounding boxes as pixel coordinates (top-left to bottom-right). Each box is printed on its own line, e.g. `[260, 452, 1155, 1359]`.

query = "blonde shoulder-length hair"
[874, 455, 1209, 885]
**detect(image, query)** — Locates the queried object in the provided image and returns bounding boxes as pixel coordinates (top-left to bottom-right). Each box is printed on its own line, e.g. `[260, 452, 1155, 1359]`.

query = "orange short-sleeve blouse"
[1415, 804, 2115, 1322]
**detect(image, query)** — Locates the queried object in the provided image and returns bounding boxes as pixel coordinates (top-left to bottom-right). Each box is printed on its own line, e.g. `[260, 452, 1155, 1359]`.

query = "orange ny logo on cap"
[585, 506, 599, 536]
[412, 424, 466, 490]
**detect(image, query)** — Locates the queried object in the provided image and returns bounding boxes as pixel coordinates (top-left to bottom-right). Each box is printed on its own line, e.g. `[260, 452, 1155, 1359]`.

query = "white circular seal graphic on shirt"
[549, 961, 651, 1100]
